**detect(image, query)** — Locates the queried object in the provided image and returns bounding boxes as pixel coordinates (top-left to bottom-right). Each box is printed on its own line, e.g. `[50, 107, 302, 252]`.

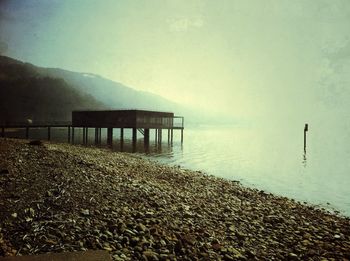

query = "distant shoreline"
[0, 138, 349, 259]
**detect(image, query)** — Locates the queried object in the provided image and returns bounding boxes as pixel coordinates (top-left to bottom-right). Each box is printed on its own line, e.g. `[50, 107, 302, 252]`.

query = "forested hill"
[0, 56, 106, 123]
[0, 55, 180, 124]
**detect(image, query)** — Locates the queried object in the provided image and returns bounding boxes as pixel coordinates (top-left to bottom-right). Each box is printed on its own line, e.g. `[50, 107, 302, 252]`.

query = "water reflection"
[3, 128, 176, 155]
[302, 151, 307, 167]
[111, 139, 175, 155]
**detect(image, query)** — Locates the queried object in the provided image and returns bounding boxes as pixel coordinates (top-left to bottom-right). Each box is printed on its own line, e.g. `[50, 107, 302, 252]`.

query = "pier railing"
[173, 116, 184, 129]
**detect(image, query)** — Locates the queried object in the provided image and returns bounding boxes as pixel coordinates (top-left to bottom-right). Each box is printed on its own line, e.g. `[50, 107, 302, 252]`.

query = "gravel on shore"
[0, 138, 349, 260]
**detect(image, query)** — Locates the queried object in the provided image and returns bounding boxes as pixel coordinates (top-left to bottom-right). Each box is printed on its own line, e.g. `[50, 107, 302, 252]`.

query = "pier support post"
[72, 127, 75, 144]
[48, 127, 51, 141]
[120, 128, 124, 142]
[25, 127, 29, 139]
[95, 128, 99, 145]
[304, 123, 308, 152]
[120, 128, 124, 150]
[132, 128, 137, 152]
[107, 128, 113, 146]
[83, 128, 88, 144]
[82, 128, 86, 144]
[171, 117, 174, 145]
[132, 128, 137, 145]
[144, 128, 150, 145]
[1, 127, 4, 137]
[68, 126, 71, 143]
[167, 129, 170, 144]
[171, 129, 173, 144]
[181, 129, 183, 144]
[85, 128, 89, 144]
[158, 129, 162, 144]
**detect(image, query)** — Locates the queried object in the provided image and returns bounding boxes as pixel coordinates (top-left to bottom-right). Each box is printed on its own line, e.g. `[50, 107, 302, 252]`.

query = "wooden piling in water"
[144, 128, 150, 145]
[84, 128, 87, 144]
[157, 129, 162, 144]
[72, 127, 75, 144]
[25, 127, 29, 139]
[48, 127, 51, 141]
[171, 129, 173, 144]
[95, 128, 99, 145]
[68, 126, 71, 143]
[304, 123, 308, 152]
[107, 128, 113, 145]
[132, 128, 137, 145]
[86, 128, 89, 144]
[1, 127, 4, 137]
[82, 128, 85, 144]
[120, 128, 124, 150]
[120, 128, 124, 141]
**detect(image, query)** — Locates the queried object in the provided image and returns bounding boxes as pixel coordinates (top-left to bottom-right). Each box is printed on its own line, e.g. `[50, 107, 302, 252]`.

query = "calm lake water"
[148, 124, 350, 217]
[7, 124, 350, 216]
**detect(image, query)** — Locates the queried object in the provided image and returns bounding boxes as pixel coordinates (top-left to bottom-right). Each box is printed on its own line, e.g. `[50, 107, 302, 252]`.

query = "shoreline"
[0, 138, 349, 260]
[144, 156, 347, 219]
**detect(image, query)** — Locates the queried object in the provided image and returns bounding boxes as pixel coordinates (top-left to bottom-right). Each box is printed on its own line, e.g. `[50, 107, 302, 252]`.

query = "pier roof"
[72, 109, 179, 129]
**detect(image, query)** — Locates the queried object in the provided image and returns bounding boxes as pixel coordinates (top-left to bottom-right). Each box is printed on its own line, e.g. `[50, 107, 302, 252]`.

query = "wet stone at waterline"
[0, 138, 349, 260]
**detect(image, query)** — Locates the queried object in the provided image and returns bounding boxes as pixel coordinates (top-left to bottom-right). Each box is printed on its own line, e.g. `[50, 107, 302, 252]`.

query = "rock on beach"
[0, 138, 349, 260]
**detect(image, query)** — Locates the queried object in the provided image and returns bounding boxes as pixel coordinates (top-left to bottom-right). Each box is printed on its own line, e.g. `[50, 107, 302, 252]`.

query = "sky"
[1, 0, 350, 126]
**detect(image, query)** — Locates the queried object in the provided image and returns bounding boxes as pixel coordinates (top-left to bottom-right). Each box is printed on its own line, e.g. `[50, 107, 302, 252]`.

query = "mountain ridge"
[1, 55, 180, 110]
[0, 55, 183, 123]
[0, 55, 237, 125]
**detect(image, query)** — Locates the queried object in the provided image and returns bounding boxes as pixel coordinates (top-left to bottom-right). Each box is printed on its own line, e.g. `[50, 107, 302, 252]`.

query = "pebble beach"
[0, 138, 349, 260]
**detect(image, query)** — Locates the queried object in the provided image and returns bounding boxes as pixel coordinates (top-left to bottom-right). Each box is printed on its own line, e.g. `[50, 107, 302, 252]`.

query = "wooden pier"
[0, 122, 72, 142]
[0, 110, 184, 149]
[72, 110, 184, 147]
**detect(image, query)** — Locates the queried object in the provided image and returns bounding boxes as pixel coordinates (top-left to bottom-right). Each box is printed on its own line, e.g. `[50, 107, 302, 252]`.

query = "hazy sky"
[1, 0, 350, 125]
